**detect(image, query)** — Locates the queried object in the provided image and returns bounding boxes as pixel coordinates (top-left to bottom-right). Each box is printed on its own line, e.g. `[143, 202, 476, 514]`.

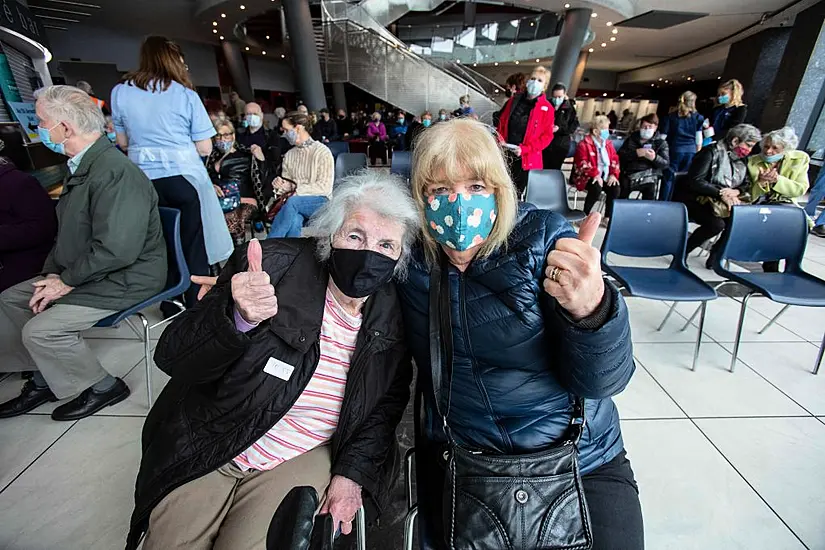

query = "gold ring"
[550, 266, 562, 283]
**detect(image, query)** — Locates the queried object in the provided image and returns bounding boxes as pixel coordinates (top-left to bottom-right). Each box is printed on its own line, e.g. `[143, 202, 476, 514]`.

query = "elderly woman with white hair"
[400, 118, 641, 550]
[127, 171, 418, 550]
[747, 126, 810, 271]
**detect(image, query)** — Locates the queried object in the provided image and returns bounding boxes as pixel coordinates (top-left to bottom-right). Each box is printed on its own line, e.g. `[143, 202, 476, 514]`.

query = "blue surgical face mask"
[106, 131, 117, 143]
[38, 123, 66, 156]
[245, 114, 262, 128]
[398, 117, 405, 124]
[551, 96, 564, 108]
[718, 94, 730, 105]
[285, 128, 298, 146]
[526, 79, 543, 97]
[639, 128, 655, 140]
[424, 193, 497, 251]
[422, 119, 432, 128]
[215, 140, 232, 153]
[762, 152, 784, 164]
[439, 114, 447, 121]
[599, 129, 611, 140]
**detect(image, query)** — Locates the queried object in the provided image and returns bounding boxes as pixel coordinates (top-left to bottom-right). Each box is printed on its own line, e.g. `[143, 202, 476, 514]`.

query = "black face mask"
[328, 247, 398, 299]
[505, 89, 513, 98]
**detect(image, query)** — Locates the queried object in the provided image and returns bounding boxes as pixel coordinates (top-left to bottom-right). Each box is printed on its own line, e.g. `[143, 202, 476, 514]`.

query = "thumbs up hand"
[231, 239, 278, 325]
[543, 213, 606, 321]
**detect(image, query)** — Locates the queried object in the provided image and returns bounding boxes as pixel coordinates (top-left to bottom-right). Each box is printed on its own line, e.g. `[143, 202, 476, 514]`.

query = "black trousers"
[620, 182, 657, 201]
[584, 179, 621, 218]
[543, 138, 571, 171]
[684, 199, 728, 255]
[369, 140, 388, 165]
[416, 444, 644, 550]
[151, 175, 210, 309]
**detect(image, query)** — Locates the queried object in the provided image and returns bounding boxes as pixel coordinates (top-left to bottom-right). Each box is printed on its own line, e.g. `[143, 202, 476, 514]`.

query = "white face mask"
[245, 114, 262, 129]
[640, 128, 655, 140]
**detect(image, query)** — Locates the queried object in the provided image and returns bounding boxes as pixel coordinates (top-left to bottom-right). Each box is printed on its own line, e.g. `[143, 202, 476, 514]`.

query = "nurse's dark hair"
[123, 36, 194, 92]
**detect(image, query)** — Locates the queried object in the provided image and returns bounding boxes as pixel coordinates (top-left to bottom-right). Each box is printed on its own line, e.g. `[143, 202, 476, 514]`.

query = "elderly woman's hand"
[544, 213, 606, 321]
[320, 475, 362, 535]
[231, 239, 279, 324]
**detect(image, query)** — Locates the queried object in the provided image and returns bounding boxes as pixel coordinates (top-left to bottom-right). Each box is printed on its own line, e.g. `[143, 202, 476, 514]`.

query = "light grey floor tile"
[718, 341, 825, 415]
[696, 417, 825, 549]
[0, 416, 142, 550]
[0, 416, 74, 492]
[634, 343, 809, 418]
[103, 358, 170, 417]
[625, 298, 700, 344]
[676, 297, 805, 344]
[802, 257, 825, 279]
[622, 419, 805, 549]
[614, 363, 686, 420]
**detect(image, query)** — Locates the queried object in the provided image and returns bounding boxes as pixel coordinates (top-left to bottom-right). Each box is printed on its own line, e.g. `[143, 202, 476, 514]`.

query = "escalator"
[316, 0, 504, 122]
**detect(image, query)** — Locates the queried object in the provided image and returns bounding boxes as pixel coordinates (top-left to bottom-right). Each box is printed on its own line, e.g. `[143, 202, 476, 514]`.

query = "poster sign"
[8, 101, 39, 141]
[0, 52, 20, 103]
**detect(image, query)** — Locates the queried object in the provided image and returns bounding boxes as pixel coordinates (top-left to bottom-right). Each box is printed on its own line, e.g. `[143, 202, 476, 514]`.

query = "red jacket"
[496, 94, 555, 171]
[571, 134, 620, 191]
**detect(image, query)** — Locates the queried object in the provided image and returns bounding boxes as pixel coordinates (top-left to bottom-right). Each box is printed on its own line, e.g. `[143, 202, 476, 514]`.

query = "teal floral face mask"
[425, 193, 498, 251]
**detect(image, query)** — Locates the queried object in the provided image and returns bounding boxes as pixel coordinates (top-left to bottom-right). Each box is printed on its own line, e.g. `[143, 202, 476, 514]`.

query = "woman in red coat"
[496, 65, 555, 198]
[572, 115, 621, 217]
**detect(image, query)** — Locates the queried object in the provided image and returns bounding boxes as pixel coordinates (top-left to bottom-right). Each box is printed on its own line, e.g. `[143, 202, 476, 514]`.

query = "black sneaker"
[51, 378, 130, 421]
[0, 381, 58, 419]
[812, 225, 825, 238]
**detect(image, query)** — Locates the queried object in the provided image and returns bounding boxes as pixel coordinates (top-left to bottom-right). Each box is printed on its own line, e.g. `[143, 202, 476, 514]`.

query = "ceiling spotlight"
[219, 35, 224, 40]
[495, 89, 499, 93]
[245, 46, 250, 51]
[530, 22, 534, 26]
[651, 83, 655, 87]
[610, 37, 616, 41]
[514, 60, 519, 64]
[584, 92, 589, 96]
[212, 21, 217, 26]
[564, 3, 570, 7]
[600, 42, 607, 47]
[262, 51, 266, 55]
[658, 77, 663, 81]
[473, 62, 477, 66]
[266, 35, 270, 39]
[606, 21, 613, 26]
[591, 12, 598, 18]
[240, 4, 245, 9]
[602, 92, 607, 97]
[536, 58, 540, 63]
[456, 59, 461, 63]
[494, 62, 499, 66]
[717, 76, 722, 79]
[620, 93, 625, 97]
[664, 79, 669, 83]
[221, 13, 226, 18]
[612, 28, 618, 34]
[281, 54, 285, 58]
[588, 48, 594, 52]
[213, 29, 217, 34]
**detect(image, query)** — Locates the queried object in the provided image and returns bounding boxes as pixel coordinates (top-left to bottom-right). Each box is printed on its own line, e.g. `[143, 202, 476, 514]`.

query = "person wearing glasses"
[111, 36, 232, 310]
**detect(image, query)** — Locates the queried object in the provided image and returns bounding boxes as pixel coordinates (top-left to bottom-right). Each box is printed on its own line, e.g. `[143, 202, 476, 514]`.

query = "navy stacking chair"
[390, 150, 412, 182]
[326, 141, 349, 160]
[93, 207, 190, 407]
[525, 170, 586, 222]
[710, 205, 825, 373]
[601, 200, 717, 370]
[335, 153, 368, 187]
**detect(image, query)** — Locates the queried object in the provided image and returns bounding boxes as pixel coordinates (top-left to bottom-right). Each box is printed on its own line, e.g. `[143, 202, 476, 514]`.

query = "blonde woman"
[660, 91, 704, 200]
[399, 118, 642, 549]
[496, 65, 556, 197]
[709, 78, 747, 143]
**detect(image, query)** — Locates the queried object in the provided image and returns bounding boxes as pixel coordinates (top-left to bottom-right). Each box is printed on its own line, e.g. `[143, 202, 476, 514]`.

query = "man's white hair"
[34, 85, 105, 136]
[304, 170, 420, 280]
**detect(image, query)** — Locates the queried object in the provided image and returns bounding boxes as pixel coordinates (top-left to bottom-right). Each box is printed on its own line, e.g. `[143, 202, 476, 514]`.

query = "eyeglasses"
[216, 133, 234, 138]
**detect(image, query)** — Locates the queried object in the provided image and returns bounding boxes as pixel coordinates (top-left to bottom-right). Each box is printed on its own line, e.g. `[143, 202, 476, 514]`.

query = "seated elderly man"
[0, 85, 167, 420]
[237, 102, 281, 167]
[126, 171, 418, 550]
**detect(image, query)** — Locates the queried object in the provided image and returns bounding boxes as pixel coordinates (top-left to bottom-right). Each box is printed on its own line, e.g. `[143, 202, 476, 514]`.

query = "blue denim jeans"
[266, 195, 328, 238]
[804, 167, 825, 227]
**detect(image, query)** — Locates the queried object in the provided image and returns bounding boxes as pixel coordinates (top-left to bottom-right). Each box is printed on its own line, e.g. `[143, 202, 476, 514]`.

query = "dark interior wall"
[58, 62, 123, 108]
[723, 27, 791, 127]
[761, 1, 825, 131]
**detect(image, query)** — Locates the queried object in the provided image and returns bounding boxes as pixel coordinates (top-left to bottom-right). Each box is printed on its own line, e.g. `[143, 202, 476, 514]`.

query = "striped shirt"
[282, 139, 335, 198]
[234, 286, 362, 471]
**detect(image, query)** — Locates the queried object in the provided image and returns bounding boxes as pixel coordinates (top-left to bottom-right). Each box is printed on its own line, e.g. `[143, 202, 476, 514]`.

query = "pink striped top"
[234, 287, 363, 471]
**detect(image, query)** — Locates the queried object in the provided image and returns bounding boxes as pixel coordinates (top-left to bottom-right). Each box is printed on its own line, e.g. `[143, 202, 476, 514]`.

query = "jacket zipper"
[458, 272, 512, 451]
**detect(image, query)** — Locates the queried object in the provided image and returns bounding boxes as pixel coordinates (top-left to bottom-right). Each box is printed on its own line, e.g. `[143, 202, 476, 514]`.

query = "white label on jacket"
[541, 105, 549, 111]
[264, 357, 295, 381]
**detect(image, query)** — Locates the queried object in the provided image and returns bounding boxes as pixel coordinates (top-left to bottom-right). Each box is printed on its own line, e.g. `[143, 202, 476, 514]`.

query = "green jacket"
[748, 149, 810, 202]
[43, 136, 167, 311]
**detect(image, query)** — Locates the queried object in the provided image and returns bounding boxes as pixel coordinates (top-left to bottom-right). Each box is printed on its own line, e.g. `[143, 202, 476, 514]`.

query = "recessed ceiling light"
[240, 4, 245, 9]
[602, 92, 607, 97]
[651, 83, 655, 86]
[213, 29, 217, 34]
[245, 46, 250, 51]
[219, 35, 224, 40]
[612, 28, 618, 34]
[221, 13, 226, 18]
[473, 62, 477, 66]
[658, 78, 663, 81]
[717, 76, 722, 79]
[610, 37, 616, 41]
[514, 60, 519, 64]
[262, 51, 266, 55]
[620, 93, 625, 97]
[591, 12, 598, 18]
[530, 22, 534, 26]
[456, 59, 461, 63]
[281, 54, 285, 58]
[564, 3, 570, 8]
[266, 35, 270, 39]
[494, 62, 499, 66]
[664, 79, 669, 83]
[588, 48, 594, 52]
[606, 21, 613, 26]
[536, 58, 540, 63]
[600, 42, 606, 47]
[212, 21, 217, 26]
[585, 92, 589, 96]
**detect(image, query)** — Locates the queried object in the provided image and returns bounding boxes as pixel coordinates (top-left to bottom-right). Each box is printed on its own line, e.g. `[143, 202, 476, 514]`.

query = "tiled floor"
[1, 233, 824, 550]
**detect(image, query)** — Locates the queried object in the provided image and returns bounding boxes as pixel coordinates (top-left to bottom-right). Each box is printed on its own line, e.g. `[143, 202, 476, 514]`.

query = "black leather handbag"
[429, 254, 593, 550]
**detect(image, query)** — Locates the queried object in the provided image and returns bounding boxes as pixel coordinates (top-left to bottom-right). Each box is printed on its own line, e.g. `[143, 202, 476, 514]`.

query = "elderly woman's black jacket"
[126, 238, 412, 549]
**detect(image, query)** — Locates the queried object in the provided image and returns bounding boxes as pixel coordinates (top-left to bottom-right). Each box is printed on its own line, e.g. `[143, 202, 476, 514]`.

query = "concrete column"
[550, 8, 592, 92]
[332, 82, 347, 112]
[569, 50, 589, 97]
[221, 41, 254, 101]
[283, 0, 327, 111]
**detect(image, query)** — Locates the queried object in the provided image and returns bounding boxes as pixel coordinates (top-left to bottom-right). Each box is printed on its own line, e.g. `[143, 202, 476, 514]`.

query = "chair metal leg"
[679, 305, 702, 332]
[355, 506, 366, 550]
[692, 301, 708, 372]
[814, 332, 825, 375]
[404, 505, 418, 550]
[657, 302, 678, 331]
[730, 293, 754, 373]
[758, 304, 790, 334]
[138, 313, 152, 407]
[404, 448, 415, 509]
